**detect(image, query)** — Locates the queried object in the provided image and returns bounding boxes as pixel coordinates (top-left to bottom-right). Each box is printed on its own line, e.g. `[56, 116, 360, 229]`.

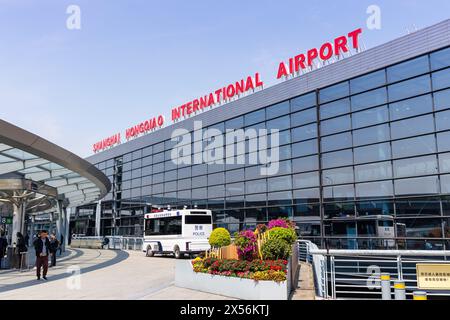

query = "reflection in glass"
[353, 124, 390, 146]
[320, 98, 350, 119]
[351, 88, 387, 112]
[390, 114, 434, 139]
[352, 105, 388, 129]
[388, 75, 431, 102]
[389, 94, 433, 120]
[350, 69, 386, 94]
[392, 134, 436, 158]
[387, 55, 429, 83]
[319, 82, 349, 104]
[394, 176, 439, 195]
[393, 155, 438, 178]
[432, 69, 450, 91]
[431, 47, 450, 70]
[354, 143, 391, 164]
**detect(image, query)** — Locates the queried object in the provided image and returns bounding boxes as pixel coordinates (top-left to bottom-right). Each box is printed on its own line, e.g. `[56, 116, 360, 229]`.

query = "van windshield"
[185, 215, 212, 224]
[145, 216, 182, 235]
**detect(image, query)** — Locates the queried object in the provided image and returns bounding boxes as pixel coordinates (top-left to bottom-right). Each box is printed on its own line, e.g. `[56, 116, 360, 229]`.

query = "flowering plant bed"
[175, 218, 298, 299]
[192, 257, 288, 281]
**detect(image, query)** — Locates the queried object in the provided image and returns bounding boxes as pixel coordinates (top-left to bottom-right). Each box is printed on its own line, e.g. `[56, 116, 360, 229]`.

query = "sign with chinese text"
[416, 263, 450, 290]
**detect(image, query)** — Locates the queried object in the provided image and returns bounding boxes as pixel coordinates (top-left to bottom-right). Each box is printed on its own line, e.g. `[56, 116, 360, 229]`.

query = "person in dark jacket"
[58, 234, 64, 255]
[16, 232, 27, 269]
[49, 234, 59, 267]
[33, 230, 50, 280]
[0, 232, 7, 269]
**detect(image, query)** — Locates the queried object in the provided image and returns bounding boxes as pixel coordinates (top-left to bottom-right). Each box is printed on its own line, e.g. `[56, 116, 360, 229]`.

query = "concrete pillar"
[11, 202, 25, 246]
[394, 280, 406, 300]
[380, 273, 391, 300]
[95, 200, 102, 236]
[66, 207, 71, 247]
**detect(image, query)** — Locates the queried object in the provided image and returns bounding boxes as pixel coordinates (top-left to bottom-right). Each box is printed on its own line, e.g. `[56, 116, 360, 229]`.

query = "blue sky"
[0, 0, 449, 157]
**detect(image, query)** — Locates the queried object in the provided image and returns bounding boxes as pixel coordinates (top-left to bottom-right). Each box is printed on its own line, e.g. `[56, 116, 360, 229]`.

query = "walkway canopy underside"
[0, 119, 111, 209]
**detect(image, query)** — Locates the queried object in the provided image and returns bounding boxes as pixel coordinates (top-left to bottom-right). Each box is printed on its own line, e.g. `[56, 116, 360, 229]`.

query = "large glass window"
[441, 175, 450, 194]
[292, 155, 319, 173]
[353, 124, 390, 146]
[439, 153, 450, 173]
[355, 181, 393, 199]
[392, 134, 436, 158]
[431, 47, 450, 70]
[293, 172, 320, 188]
[266, 101, 290, 119]
[432, 68, 450, 90]
[291, 92, 316, 112]
[320, 82, 349, 104]
[321, 115, 351, 135]
[322, 149, 353, 169]
[291, 108, 317, 127]
[355, 162, 392, 182]
[354, 143, 391, 164]
[395, 197, 442, 216]
[437, 132, 450, 152]
[356, 200, 394, 216]
[436, 110, 450, 131]
[388, 75, 431, 102]
[320, 98, 350, 119]
[292, 139, 318, 157]
[291, 123, 317, 142]
[323, 167, 354, 185]
[244, 109, 265, 126]
[352, 105, 388, 129]
[351, 88, 387, 112]
[434, 88, 450, 111]
[393, 155, 438, 178]
[390, 114, 434, 140]
[321, 132, 352, 152]
[268, 175, 292, 192]
[293, 188, 320, 204]
[394, 176, 439, 195]
[267, 115, 290, 131]
[323, 184, 354, 201]
[387, 55, 429, 83]
[350, 70, 386, 94]
[389, 94, 433, 121]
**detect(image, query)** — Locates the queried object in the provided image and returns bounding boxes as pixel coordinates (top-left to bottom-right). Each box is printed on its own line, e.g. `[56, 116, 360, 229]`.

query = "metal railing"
[70, 236, 144, 251]
[105, 236, 144, 251]
[298, 240, 450, 300]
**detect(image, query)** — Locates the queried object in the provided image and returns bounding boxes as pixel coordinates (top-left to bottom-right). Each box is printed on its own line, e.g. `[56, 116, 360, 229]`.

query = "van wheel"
[146, 246, 154, 257]
[173, 245, 182, 259]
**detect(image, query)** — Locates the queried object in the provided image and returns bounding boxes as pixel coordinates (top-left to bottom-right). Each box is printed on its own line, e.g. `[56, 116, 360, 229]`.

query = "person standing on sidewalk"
[33, 230, 50, 280]
[49, 234, 59, 267]
[0, 232, 7, 269]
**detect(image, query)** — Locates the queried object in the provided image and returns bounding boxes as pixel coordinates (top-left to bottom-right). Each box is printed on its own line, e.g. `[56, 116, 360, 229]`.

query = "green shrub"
[209, 228, 231, 248]
[261, 238, 292, 260]
[268, 227, 297, 245]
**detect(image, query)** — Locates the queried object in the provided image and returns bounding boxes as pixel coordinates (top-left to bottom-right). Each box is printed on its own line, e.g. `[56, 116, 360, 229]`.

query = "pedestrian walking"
[33, 230, 50, 280]
[16, 232, 27, 269]
[0, 232, 7, 269]
[58, 234, 64, 255]
[49, 234, 60, 267]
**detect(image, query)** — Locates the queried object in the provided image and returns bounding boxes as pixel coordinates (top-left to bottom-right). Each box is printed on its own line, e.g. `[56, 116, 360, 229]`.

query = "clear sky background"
[0, 0, 449, 157]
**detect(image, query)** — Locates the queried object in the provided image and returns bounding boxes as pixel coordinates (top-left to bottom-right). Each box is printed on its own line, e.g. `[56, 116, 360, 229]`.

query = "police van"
[142, 209, 212, 258]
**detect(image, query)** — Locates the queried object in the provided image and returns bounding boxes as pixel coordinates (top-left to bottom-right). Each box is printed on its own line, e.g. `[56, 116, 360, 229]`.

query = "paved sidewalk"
[0, 248, 234, 300]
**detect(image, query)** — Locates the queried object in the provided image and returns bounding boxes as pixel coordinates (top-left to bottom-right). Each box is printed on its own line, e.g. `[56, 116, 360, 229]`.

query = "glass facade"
[73, 46, 450, 250]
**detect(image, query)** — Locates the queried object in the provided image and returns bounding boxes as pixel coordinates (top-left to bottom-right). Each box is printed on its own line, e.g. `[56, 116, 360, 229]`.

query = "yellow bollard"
[413, 291, 427, 300]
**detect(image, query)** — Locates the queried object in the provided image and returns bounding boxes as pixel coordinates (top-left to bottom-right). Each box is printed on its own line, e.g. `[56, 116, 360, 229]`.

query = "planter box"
[175, 260, 292, 300]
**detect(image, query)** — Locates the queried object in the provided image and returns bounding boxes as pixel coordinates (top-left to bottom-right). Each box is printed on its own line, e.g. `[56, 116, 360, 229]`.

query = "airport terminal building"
[71, 20, 450, 250]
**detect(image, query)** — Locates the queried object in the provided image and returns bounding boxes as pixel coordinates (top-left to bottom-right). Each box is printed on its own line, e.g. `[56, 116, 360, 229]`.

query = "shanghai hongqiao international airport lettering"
[92, 28, 362, 153]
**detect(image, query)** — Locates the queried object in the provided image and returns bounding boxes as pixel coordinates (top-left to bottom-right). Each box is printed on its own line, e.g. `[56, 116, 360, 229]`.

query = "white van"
[142, 209, 212, 258]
